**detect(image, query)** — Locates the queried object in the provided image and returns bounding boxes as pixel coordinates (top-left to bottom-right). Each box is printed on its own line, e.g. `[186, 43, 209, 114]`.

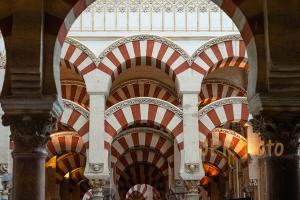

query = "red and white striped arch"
[111, 128, 174, 168]
[56, 153, 86, 183]
[208, 128, 248, 165]
[107, 79, 179, 108]
[61, 81, 89, 109]
[126, 184, 147, 200]
[199, 80, 246, 107]
[47, 131, 86, 158]
[104, 97, 183, 150]
[191, 35, 248, 77]
[118, 163, 166, 196]
[55, 0, 256, 99]
[82, 189, 92, 200]
[115, 149, 169, 183]
[203, 149, 228, 173]
[126, 184, 161, 200]
[69, 167, 85, 186]
[98, 35, 190, 82]
[60, 37, 97, 77]
[59, 100, 89, 144]
[198, 97, 252, 143]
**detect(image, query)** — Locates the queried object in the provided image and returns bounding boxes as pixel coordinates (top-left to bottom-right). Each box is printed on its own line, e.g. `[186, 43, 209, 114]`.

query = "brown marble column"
[251, 115, 300, 200]
[2, 114, 56, 200]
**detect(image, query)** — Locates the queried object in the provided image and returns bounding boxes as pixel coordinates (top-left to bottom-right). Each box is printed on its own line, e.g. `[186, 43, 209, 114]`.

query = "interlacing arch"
[59, 99, 89, 144]
[198, 97, 252, 144]
[107, 79, 179, 108]
[118, 163, 166, 199]
[111, 128, 174, 168]
[55, 153, 86, 183]
[104, 97, 183, 150]
[125, 184, 161, 200]
[47, 131, 86, 158]
[199, 80, 246, 107]
[202, 148, 229, 173]
[97, 35, 190, 82]
[61, 80, 89, 109]
[191, 35, 248, 77]
[114, 149, 169, 183]
[207, 128, 248, 167]
[61, 37, 97, 77]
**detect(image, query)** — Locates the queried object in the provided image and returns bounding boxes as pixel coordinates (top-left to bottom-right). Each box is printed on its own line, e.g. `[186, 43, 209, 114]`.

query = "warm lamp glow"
[46, 156, 57, 168]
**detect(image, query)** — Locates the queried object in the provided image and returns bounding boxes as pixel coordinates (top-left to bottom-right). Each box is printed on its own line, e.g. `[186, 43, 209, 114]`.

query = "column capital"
[2, 114, 57, 152]
[184, 180, 200, 195]
[250, 113, 300, 154]
[89, 179, 105, 197]
[0, 164, 8, 175]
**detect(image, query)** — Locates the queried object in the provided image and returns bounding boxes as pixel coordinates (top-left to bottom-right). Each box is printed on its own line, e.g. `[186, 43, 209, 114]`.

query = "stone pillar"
[251, 115, 300, 200]
[2, 115, 56, 200]
[84, 91, 110, 200]
[180, 93, 204, 180]
[86, 93, 109, 176]
[184, 180, 200, 200]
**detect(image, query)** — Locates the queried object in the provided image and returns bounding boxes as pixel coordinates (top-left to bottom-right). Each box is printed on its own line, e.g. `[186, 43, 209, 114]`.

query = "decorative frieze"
[191, 34, 242, 61]
[63, 99, 89, 119]
[198, 97, 248, 118]
[105, 97, 183, 118]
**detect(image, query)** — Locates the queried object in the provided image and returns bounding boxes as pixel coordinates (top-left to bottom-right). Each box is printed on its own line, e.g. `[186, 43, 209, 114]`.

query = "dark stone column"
[2, 114, 56, 200]
[251, 115, 300, 200]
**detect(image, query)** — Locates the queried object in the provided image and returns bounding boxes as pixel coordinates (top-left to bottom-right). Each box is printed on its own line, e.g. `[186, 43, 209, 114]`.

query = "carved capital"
[2, 114, 57, 151]
[89, 179, 106, 197]
[184, 180, 200, 194]
[251, 114, 300, 154]
[0, 164, 8, 175]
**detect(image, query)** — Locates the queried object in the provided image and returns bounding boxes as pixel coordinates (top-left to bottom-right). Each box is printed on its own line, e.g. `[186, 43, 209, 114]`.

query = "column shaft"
[12, 151, 47, 200]
[181, 93, 204, 179]
[88, 93, 108, 173]
[265, 155, 299, 200]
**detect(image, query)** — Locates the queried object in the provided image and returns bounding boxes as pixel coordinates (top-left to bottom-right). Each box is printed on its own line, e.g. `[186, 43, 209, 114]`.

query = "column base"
[91, 197, 104, 200]
[265, 154, 300, 200]
[185, 194, 200, 200]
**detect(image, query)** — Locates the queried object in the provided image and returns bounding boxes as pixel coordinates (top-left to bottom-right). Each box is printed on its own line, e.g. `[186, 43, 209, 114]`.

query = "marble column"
[251, 114, 300, 200]
[2, 114, 56, 200]
[180, 93, 204, 180]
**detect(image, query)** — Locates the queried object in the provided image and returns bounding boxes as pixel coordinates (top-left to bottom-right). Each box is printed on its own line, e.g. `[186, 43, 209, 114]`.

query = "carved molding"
[2, 114, 56, 150]
[63, 99, 89, 120]
[99, 34, 191, 64]
[61, 80, 86, 88]
[191, 34, 243, 61]
[202, 79, 247, 95]
[198, 97, 248, 118]
[64, 37, 98, 64]
[212, 128, 247, 142]
[105, 97, 183, 118]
